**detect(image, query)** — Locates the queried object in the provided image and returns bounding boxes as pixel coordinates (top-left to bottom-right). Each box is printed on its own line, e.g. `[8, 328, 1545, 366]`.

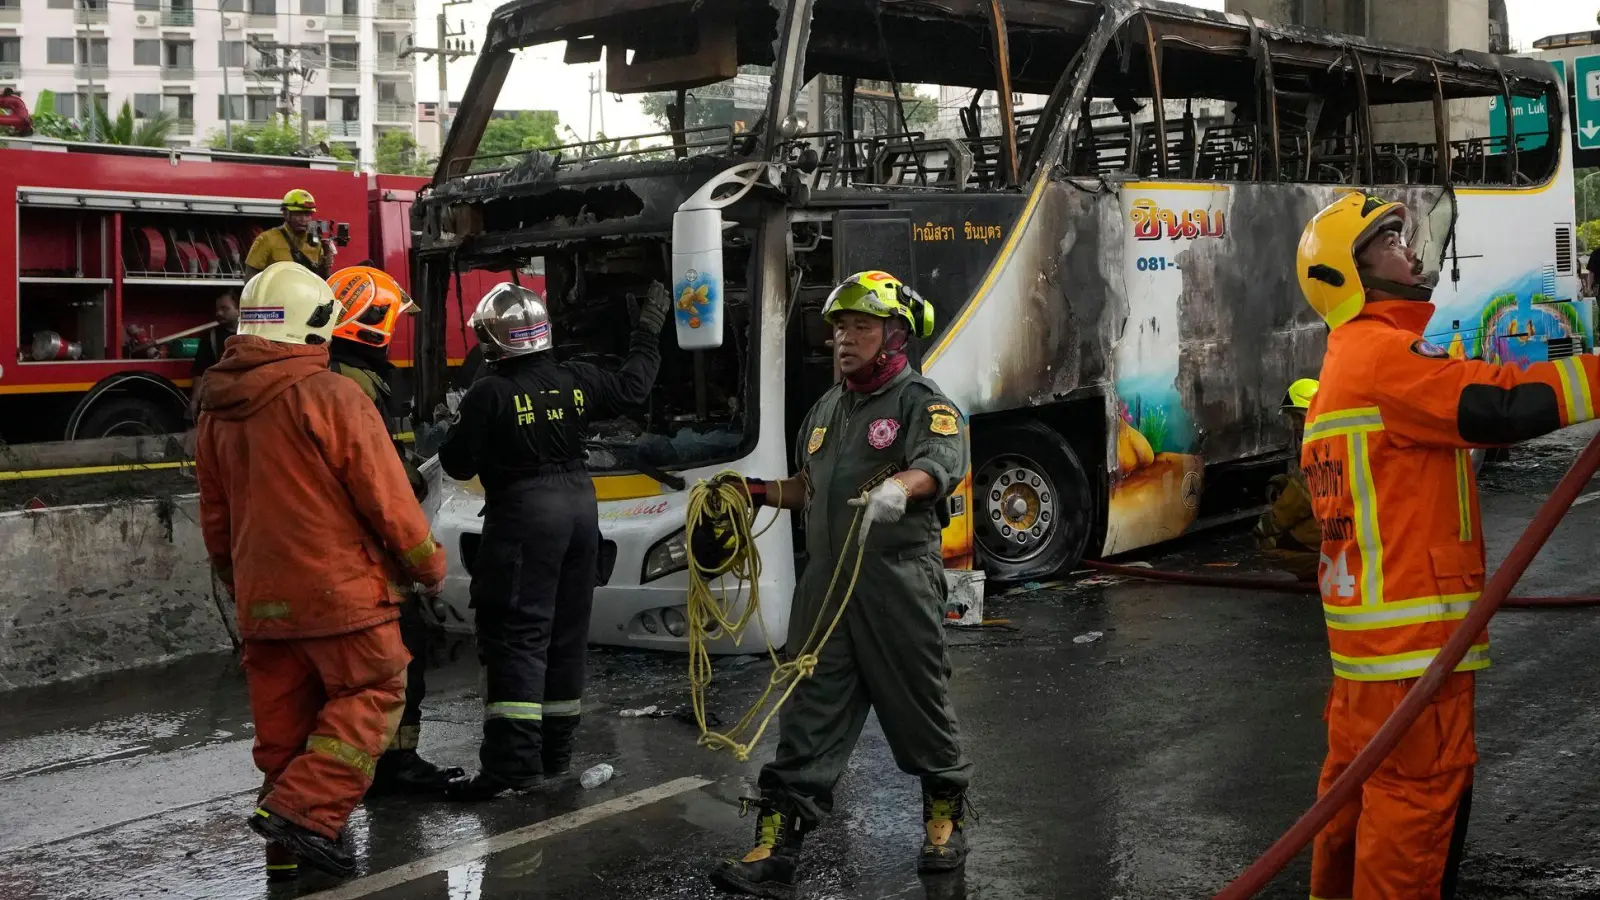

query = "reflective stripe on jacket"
[1305, 300, 1600, 681]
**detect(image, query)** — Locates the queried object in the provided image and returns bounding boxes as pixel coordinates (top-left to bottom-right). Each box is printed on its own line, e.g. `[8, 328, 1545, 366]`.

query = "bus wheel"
[75, 396, 184, 440]
[972, 421, 1093, 583]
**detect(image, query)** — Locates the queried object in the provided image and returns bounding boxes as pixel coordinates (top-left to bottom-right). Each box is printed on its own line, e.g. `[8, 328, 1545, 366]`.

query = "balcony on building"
[161, 64, 194, 81]
[74, 64, 109, 80]
[174, 118, 195, 136]
[376, 52, 408, 73]
[323, 14, 357, 31]
[73, 1, 108, 25]
[374, 101, 410, 124]
[162, 3, 194, 26]
[246, 0, 276, 30]
[0, 0, 20, 25]
[327, 57, 358, 84]
[326, 119, 360, 138]
[374, 0, 412, 20]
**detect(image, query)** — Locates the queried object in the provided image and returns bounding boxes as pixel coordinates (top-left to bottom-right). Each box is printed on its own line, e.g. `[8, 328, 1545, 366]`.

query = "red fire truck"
[0, 139, 509, 444]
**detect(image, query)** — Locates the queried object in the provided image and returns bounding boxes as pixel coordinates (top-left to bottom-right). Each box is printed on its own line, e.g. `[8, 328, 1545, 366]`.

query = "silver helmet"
[471, 282, 553, 361]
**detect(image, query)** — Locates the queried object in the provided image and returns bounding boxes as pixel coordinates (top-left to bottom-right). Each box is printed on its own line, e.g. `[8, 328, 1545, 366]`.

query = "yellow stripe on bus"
[0, 460, 194, 481]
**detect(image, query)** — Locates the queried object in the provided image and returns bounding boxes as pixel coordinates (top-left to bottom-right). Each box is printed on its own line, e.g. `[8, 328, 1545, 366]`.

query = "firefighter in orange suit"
[195, 262, 447, 881]
[1298, 192, 1600, 900]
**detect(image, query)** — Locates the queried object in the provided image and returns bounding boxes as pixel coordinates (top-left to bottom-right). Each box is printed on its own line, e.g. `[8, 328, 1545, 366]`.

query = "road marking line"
[1573, 491, 1600, 507]
[301, 776, 713, 899]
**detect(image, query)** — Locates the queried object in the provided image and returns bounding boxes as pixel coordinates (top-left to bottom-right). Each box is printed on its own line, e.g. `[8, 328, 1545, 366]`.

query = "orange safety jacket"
[1304, 300, 1600, 681]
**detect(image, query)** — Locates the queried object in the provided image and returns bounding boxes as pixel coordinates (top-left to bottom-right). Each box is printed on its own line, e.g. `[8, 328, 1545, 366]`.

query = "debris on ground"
[618, 705, 659, 718]
[1072, 631, 1105, 645]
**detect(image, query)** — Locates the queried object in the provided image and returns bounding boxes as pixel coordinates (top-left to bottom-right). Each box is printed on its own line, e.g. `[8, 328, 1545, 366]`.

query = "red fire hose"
[1081, 561, 1600, 608]
[1184, 429, 1600, 899]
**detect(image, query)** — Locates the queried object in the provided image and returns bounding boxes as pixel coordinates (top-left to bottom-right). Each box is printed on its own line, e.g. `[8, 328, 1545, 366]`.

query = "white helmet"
[239, 262, 341, 346]
[471, 283, 553, 360]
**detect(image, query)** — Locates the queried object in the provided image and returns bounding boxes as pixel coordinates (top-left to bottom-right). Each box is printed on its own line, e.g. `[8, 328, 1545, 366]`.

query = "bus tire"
[75, 396, 184, 440]
[972, 420, 1093, 584]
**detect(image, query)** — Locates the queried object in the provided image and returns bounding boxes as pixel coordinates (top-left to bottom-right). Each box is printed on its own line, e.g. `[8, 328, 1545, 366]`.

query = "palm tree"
[89, 100, 176, 147]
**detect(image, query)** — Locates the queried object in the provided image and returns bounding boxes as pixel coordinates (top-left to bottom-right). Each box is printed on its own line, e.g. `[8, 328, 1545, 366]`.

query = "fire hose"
[1157, 429, 1600, 899]
[1079, 562, 1600, 609]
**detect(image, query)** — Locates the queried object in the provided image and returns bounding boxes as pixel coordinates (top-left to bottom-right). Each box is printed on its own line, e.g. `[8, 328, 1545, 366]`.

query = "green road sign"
[1575, 55, 1600, 150]
[1490, 58, 1565, 154]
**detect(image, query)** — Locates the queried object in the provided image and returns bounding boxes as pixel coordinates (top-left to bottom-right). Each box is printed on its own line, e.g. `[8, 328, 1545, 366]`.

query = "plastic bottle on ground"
[579, 763, 615, 789]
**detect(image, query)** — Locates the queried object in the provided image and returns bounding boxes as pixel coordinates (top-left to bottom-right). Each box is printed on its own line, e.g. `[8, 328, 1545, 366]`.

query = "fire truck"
[0, 136, 509, 444]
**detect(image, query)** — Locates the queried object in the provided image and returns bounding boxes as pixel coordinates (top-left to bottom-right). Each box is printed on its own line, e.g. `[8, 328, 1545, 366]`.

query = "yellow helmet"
[1281, 378, 1319, 411]
[1296, 192, 1420, 329]
[239, 262, 341, 346]
[821, 270, 935, 339]
[282, 189, 317, 213]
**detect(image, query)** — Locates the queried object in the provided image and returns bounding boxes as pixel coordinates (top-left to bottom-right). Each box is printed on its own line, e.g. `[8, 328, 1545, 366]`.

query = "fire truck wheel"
[972, 421, 1093, 584]
[75, 396, 184, 440]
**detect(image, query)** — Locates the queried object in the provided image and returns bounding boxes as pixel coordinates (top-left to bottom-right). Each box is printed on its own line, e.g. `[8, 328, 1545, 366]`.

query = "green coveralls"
[757, 366, 974, 825]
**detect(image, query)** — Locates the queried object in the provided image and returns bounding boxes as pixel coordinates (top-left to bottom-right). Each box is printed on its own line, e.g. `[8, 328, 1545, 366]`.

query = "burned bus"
[412, 0, 1578, 649]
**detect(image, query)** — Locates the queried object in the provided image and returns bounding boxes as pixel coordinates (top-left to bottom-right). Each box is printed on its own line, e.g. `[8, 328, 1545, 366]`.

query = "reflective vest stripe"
[306, 734, 377, 778]
[1303, 407, 1384, 442]
[402, 535, 439, 567]
[1329, 642, 1491, 681]
[1323, 593, 1477, 631]
[544, 699, 582, 717]
[486, 701, 543, 721]
[1555, 356, 1596, 424]
[1348, 430, 1384, 606]
[1454, 450, 1472, 542]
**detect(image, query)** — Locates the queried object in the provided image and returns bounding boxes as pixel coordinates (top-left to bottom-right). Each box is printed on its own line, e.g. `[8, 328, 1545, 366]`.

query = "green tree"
[205, 117, 355, 162]
[471, 110, 561, 169]
[374, 128, 432, 175]
[28, 91, 81, 141]
[1578, 219, 1600, 257]
[93, 101, 177, 147]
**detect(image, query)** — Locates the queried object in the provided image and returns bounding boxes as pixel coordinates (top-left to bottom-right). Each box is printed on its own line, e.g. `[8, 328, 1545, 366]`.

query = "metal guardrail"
[162, 7, 193, 25]
[374, 0, 412, 18]
[73, 5, 107, 24]
[375, 101, 410, 123]
[161, 65, 194, 81]
[246, 12, 274, 28]
[174, 118, 195, 135]
[376, 52, 406, 71]
[326, 120, 361, 137]
[328, 66, 358, 84]
[323, 13, 356, 30]
[0, 7, 20, 22]
[74, 64, 109, 80]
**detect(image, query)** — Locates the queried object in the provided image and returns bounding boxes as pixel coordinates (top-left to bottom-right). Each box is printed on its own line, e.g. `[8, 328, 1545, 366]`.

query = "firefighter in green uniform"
[710, 270, 973, 899]
[1253, 377, 1321, 580]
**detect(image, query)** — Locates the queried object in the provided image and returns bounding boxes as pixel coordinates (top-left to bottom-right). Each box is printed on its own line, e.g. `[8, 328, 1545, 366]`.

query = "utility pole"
[402, 0, 474, 155]
[78, 0, 98, 140]
[247, 38, 323, 150]
[220, 0, 232, 146]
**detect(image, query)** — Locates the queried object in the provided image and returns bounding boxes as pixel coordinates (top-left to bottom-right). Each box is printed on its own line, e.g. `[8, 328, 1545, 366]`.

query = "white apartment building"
[0, 0, 420, 164]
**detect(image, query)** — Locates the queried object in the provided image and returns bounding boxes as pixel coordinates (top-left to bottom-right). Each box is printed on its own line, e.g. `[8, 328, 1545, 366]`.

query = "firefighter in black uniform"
[439, 280, 669, 799]
[324, 265, 463, 794]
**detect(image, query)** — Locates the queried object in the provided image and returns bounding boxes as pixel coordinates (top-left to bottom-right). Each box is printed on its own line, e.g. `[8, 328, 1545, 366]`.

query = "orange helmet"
[329, 266, 413, 347]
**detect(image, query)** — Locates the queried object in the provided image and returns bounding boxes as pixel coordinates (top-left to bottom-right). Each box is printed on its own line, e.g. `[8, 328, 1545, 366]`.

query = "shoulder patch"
[1410, 339, 1449, 359]
[926, 402, 958, 417]
[930, 413, 960, 435]
[807, 426, 827, 455]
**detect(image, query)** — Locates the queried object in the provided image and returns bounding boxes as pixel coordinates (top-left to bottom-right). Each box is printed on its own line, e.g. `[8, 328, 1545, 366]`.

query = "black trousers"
[470, 471, 598, 782]
[385, 596, 428, 752]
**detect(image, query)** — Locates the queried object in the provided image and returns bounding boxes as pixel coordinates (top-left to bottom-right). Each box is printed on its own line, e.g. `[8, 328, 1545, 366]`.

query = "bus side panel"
[940, 470, 973, 570]
[1427, 187, 1583, 364]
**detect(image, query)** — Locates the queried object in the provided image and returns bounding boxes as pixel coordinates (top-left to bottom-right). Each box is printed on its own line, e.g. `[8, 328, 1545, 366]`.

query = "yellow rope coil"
[686, 472, 869, 762]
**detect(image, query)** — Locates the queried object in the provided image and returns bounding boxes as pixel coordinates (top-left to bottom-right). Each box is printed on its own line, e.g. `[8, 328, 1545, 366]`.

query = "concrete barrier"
[0, 493, 234, 692]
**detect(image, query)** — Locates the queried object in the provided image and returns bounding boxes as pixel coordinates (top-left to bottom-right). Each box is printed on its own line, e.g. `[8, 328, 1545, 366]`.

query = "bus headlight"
[642, 528, 689, 582]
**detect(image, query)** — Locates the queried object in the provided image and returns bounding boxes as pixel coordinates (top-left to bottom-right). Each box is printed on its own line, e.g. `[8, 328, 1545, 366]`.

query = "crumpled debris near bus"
[618, 705, 659, 718]
[1073, 631, 1105, 645]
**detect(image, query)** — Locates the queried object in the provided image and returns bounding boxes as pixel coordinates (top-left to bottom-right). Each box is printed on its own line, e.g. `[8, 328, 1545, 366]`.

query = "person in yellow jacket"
[1253, 377, 1320, 579]
[245, 189, 335, 281]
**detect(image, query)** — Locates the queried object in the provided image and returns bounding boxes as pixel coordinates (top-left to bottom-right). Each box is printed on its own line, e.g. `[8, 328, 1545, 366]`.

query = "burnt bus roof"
[477, 0, 1557, 97]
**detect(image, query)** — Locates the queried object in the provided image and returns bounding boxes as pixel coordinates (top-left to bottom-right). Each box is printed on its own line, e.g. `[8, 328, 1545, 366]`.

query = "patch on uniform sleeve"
[807, 426, 827, 454]
[926, 403, 958, 417]
[1410, 339, 1449, 359]
[930, 413, 960, 435]
[866, 418, 901, 449]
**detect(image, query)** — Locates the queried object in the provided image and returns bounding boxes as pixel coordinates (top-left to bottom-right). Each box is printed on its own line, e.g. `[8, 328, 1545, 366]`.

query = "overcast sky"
[413, 0, 1600, 145]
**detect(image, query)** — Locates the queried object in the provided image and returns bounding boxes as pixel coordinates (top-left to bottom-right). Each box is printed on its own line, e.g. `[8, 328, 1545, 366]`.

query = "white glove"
[848, 478, 909, 546]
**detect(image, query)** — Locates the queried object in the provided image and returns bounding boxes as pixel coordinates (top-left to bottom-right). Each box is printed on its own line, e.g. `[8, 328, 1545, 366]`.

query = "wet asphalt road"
[6, 428, 1600, 900]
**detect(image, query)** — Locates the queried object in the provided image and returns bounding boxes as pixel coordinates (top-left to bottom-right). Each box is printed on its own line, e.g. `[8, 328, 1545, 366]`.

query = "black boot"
[710, 797, 806, 899]
[444, 769, 537, 802]
[542, 714, 581, 777]
[369, 749, 466, 796]
[247, 807, 355, 879]
[917, 789, 969, 873]
[264, 842, 298, 883]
